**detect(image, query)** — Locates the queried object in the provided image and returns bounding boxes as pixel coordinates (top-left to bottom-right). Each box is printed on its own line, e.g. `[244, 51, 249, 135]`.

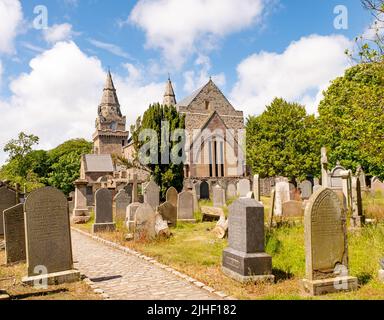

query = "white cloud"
[0, 41, 164, 165]
[43, 23, 74, 44]
[0, 60, 3, 87]
[230, 34, 352, 116]
[0, 0, 23, 54]
[129, 0, 266, 67]
[183, 54, 225, 93]
[88, 39, 131, 59]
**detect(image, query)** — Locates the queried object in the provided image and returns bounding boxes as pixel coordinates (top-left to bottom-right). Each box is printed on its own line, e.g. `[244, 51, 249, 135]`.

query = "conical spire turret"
[163, 76, 177, 106]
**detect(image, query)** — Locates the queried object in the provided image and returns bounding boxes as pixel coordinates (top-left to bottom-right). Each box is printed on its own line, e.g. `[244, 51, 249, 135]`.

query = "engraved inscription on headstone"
[93, 188, 116, 233]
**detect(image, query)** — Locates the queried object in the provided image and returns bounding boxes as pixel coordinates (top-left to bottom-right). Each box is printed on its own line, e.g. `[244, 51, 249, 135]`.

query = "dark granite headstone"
[3, 204, 25, 264]
[222, 198, 274, 283]
[22, 187, 80, 285]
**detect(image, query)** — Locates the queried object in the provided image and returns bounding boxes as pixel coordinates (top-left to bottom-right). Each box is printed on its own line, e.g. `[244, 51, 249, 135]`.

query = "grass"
[0, 250, 100, 300]
[74, 195, 384, 300]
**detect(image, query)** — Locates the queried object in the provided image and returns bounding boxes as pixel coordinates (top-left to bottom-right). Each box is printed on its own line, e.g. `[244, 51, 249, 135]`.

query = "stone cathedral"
[82, 71, 246, 195]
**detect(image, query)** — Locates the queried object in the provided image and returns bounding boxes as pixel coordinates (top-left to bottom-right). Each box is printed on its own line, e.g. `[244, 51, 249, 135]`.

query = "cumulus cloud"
[43, 23, 74, 44]
[0, 0, 23, 54]
[129, 0, 266, 67]
[230, 34, 352, 116]
[0, 42, 164, 164]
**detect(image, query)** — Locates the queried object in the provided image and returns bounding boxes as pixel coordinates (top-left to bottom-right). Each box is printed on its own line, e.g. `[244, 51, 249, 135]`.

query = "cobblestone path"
[71, 230, 221, 300]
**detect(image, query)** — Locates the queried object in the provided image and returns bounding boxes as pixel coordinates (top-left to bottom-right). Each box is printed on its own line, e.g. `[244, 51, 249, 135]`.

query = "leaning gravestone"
[158, 201, 177, 227]
[3, 204, 26, 264]
[302, 187, 358, 296]
[93, 188, 116, 233]
[134, 203, 157, 241]
[222, 198, 274, 283]
[213, 185, 226, 207]
[177, 191, 195, 222]
[125, 202, 141, 231]
[143, 180, 160, 210]
[200, 181, 210, 200]
[22, 187, 80, 286]
[0, 186, 17, 236]
[282, 200, 304, 218]
[226, 183, 237, 199]
[166, 187, 178, 207]
[237, 179, 251, 198]
[114, 189, 131, 221]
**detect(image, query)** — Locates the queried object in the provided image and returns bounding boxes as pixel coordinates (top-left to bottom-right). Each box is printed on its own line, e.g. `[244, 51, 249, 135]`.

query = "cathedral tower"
[93, 71, 129, 156]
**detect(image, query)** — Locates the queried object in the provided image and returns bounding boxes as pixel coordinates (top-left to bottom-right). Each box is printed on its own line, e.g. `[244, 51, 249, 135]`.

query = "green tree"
[318, 62, 384, 179]
[246, 98, 320, 180]
[130, 103, 185, 199]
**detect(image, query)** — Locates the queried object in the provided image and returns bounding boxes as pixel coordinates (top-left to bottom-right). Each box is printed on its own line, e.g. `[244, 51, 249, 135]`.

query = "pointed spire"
[163, 76, 177, 106]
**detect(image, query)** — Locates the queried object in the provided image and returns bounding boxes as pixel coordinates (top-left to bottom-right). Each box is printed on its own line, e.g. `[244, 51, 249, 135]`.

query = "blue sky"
[0, 0, 374, 164]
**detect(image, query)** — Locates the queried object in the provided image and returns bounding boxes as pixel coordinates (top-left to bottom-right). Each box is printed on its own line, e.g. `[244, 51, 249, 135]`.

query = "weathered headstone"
[226, 183, 237, 199]
[330, 162, 346, 189]
[0, 186, 17, 235]
[3, 204, 26, 264]
[114, 189, 131, 221]
[155, 214, 170, 238]
[237, 179, 251, 198]
[200, 181, 209, 200]
[158, 201, 177, 227]
[194, 182, 201, 200]
[177, 191, 195, 222]
[302, 187, 358, 296]
[22, 187, 80, 286]
[201, 206, 224, 222]
[166, 187, 178, 207]
[300, 180, 313, 200]
[134, 203, 156, 241]
[222, 198, 274, 283]
[372, 178, 384, 193]
[253, 174, 261, 202]
[351, 176, 364, 228]
[274, 179, 290, 217]
[213, 185, 226, 207]
[125, 202, 141, 231]
[93, 188, 116, 233]
[282, 200, 304, 218]
[143, 180, 160, 210]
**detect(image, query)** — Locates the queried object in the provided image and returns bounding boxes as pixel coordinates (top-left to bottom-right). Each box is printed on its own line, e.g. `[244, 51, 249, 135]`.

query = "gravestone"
[238, 179, 251, 198]
[260, 178, 274, 197]
[253, 174, 261, 202]
[330, 162, 346, 189]
[351, 176, 364, 228]
[300, 180, 313, 200]
[213, 185, 226, 207]
[194, 182, 201, 200]
[134, 203, 157, 241]
[282, 201, 304, 218]
[372, 178, 384, 193]
[155, 214, 170, 238]
[0, 186, 17, 235]
[289, 183, 296, 200]
[124, 183, 133, 198]
[166, 187, 178, 207]
[143, 180, 160, 210]
[226, 183, 237, 199]
[93, 188, 115, 233]
[222, 198, 274, 283]
[3, 204, 26, 264]
[177, 191, 195, 222]
[302, 187, 358, 296]
[200, 181, 210, 200]
[22, 187, 80, 286]
[114, 189, 131, 221]
[72, 179, 90, 224]
[274, 179, 290, 217]
[158, 201, 177, 227]
[125, 202, 141, 231]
